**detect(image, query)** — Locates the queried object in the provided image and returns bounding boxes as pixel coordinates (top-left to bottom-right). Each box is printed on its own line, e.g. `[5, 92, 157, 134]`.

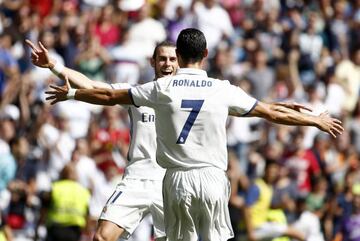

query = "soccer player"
[26, 39, 178, 241]
[43, 28, 343, 241]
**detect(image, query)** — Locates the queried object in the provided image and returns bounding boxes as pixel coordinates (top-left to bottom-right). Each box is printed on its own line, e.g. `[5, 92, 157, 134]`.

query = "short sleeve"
[245, 184, 260, 206]
[110, 83, 132, 90]
[227, 83, 258, 116]
[129, 81, 157, 108]
[110, 83, 132, 109]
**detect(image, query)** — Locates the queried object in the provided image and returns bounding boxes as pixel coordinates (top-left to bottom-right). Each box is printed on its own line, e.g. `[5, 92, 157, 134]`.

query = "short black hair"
[176, 28, 207, 63]
[152, 40, 176, 60]
[265, 159, 280, 170]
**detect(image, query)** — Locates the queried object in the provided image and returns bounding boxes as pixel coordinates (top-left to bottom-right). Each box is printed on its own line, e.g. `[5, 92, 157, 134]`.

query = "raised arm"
[45, 76, 132, 106]
[25, 39, 110, 89]
[246, 101, 343, 138]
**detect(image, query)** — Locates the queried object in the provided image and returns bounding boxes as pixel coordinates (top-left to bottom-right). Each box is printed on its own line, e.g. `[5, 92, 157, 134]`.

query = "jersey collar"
[176, 68, 208, 77]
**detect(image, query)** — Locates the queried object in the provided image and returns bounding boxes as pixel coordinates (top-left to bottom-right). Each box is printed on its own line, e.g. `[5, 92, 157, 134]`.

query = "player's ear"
[203, 49, 208, 58]
[150, 57, 155, 68]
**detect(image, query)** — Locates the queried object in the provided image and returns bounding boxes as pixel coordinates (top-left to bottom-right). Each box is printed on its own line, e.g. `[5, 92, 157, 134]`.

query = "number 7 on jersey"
[177, 99, 204, 144]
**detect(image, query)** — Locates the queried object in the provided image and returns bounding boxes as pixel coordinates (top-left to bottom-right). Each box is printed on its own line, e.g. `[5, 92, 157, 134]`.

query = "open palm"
[317, 112, 344, 138]
[45, 76, 71, 105]
[25, 39, 52, 68]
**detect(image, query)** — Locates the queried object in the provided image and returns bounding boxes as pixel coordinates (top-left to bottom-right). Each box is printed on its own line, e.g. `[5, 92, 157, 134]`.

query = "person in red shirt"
[92, 5, 120, 48]
[89, 106, 130, 175]
[284, 131, 321, 194]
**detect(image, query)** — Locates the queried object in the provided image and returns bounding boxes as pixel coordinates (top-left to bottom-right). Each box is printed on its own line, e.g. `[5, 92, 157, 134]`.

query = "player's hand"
[25, 39, 54, 69]
[45, 76, 71, 105]
[316, 111, 344, 138]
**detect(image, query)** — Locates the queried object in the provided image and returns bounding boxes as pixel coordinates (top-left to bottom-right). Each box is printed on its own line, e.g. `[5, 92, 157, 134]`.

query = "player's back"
[131, 68, 257, 171]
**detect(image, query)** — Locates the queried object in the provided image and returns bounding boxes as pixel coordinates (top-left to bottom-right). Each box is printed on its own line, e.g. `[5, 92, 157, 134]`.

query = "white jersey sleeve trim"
[242, 100, 258, 116]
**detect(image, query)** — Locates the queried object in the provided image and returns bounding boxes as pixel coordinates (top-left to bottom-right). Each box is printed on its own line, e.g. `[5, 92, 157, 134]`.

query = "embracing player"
[26, 39, 177, 241]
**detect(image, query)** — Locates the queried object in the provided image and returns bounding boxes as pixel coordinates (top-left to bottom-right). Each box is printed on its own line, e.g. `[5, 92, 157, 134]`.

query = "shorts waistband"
[165, 165, 225, 173]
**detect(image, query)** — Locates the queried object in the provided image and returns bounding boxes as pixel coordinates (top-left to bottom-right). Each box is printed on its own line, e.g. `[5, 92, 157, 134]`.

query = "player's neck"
[178, 54, 206, 70]
[180, 61, 204, 70]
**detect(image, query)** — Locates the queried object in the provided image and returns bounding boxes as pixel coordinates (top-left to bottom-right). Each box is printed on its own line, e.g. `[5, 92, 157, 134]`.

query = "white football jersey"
[130, 68, 257, 171]
[111, 83, 165, 180]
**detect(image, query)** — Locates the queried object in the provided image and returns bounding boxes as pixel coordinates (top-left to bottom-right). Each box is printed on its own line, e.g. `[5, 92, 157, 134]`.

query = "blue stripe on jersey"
[111, 191, 123, 204]
[127, 108, 134, 162]
[105, 190, 116, 205]
[242, 100, 258, 116]
[128, 89, 139, 107]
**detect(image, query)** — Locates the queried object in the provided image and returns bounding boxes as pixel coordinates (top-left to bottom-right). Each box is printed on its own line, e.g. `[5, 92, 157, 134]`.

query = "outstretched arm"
[272, 102, 312, 112]
[45, 76, 132, 106]
[245, 101, 343, 138]
[26, 39, 110, 89]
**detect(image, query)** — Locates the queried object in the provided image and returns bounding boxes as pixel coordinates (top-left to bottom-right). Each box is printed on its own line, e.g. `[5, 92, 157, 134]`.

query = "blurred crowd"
[0, 0, 360, 240]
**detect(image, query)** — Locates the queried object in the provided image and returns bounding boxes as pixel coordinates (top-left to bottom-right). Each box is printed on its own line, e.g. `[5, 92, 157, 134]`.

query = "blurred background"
[0, 0, 360, 240]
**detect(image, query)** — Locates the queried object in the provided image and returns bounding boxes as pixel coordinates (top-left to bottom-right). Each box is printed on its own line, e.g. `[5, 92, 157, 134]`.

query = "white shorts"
[99, 177, 165, 239]
[253, 222, 287, 240]
[163, 167, 234, 241]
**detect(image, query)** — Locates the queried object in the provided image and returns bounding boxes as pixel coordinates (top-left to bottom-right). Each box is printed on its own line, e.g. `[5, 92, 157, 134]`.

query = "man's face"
[152, 46, 178, 79]
[265, 163, 279, 184]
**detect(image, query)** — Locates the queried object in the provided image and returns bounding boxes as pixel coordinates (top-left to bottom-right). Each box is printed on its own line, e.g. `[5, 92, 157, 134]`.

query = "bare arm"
[0, 64, 21, 108]
[45, 77, 132, 106]
[58, 67, 110, 89]
[272, 101, 312, 112]
[3, 224, 13, 241]
[74, 88, 132, 106]
[25, 39, 110, 89]
[244, 101, 343, 138]
[243, 206, 256, 241]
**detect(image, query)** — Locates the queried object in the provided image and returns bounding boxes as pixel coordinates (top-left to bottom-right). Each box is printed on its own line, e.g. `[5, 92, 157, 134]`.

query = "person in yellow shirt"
[36, 164, 90, 241]
[243, 160, 305, 241]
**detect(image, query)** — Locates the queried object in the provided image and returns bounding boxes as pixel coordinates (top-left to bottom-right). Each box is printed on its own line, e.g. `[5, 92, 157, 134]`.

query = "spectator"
[331, 170, 358, 239]
[91, 5, 120, 48]
[245, 49, 275, 101]
[0, 31, 20, 108]
[36, 164, 90, 241]
[283, 131, 321, 195]
[89, 106, 129, 175]
[126, 2, 167, 59]
[243, 160, 305, 241]
[74, 36, 111, 82]
[292, 195, 325, 241]
[335, 48, 360, 114]
[0, 114, 17, 193]
[193, 0, 234, 56]
[333, 183, 360, 241]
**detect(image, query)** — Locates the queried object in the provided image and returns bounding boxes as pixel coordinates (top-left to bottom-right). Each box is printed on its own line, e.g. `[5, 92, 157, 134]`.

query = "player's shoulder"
[111, 82, 132, 90]
[156, 75, 173, 83]
[210, 77, 232, 87]
[154, 75, 174, 88]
